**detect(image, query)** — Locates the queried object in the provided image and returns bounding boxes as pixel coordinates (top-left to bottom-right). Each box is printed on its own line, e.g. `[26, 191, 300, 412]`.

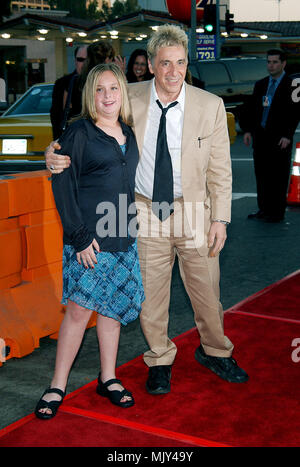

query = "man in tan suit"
[46, 25, 248, 394]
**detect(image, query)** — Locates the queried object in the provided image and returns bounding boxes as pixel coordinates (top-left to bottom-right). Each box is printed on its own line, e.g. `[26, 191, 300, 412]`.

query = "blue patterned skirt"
[62, 240, 145, 325]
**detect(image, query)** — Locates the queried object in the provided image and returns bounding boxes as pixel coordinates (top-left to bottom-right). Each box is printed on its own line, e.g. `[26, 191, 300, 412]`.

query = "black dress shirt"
[51, 118, 139, 252]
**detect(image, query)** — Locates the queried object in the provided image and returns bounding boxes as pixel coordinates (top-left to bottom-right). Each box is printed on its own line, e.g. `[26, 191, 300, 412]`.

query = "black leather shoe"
[146, 365, 172, 394]
[247, 210, 265, 219]
[195, 345, 248, 383]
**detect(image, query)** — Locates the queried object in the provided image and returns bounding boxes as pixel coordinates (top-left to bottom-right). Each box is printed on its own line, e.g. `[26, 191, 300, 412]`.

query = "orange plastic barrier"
[0, 171, 96, 366]
[287, 142, 300, 205]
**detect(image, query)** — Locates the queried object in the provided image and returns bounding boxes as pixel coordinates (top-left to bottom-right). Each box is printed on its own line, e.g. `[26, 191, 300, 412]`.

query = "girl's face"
[95, 70, 122, 120]
[133, 55, 147, 80]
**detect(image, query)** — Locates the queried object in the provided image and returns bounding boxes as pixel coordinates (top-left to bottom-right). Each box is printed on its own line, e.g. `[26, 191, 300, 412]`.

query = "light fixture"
[78, 32, 87, 37]
[37, 36, 46, 41]
[136, 37, 143, 41]
[66, 37, 73, 43]
[38, 29, 49, 34]
[241, 33, 248, 38]
[1, 33, 11, 39]
[260, 35, 268, 39]
[196, 27, 204, 33]
[221, 32, 228, 36]
[140, 34, 147, 38]
[109, 30, 119, 36]
[150, 26, 159, 31]
[100, 35, 107, 38]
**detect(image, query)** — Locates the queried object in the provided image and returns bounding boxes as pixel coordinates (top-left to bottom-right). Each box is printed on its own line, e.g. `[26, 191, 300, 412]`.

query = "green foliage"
[48, 0, 88, 18]
[47, 0, 140, 21]
[97, 0, 140, 22]
[124, 0, 140, 15]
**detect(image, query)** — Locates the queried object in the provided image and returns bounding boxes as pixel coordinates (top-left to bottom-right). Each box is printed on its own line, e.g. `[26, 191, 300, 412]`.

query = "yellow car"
[0, 84, 53, 161]
[0, 83, 236, 163]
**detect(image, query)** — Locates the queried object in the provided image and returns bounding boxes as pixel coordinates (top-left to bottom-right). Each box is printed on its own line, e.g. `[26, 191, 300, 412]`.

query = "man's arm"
[206, 98, 232, 223]
[45, 141, 71, 174]
[206, 98, 232, 255]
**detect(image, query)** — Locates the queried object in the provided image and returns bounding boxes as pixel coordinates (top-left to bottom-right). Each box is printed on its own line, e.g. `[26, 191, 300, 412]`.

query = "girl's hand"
[76, 239, 100, 268]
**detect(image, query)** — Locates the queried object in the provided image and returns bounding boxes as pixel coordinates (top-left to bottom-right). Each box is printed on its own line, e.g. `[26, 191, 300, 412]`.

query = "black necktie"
[152, 99, 178, 221]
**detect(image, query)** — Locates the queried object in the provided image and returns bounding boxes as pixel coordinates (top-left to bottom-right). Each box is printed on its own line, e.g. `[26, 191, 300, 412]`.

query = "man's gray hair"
[147, 24, 188, 64]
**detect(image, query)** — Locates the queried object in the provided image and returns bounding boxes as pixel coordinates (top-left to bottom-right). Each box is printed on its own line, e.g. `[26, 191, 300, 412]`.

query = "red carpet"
[1, 271, 300, 447]
[227, 270, 300, 322]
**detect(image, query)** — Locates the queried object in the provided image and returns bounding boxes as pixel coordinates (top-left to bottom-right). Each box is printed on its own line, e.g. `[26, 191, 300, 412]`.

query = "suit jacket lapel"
[129, 80, 152, 156]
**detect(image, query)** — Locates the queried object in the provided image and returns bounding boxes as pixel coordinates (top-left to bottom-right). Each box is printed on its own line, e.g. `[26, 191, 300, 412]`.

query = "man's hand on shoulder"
[45, 140, 71, 174]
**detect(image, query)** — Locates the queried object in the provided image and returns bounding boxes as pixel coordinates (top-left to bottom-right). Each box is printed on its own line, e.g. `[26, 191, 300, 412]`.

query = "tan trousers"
[135, 193, 234, 367]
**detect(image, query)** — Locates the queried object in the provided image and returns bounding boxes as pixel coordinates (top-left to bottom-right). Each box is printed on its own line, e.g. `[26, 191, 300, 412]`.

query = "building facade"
[11, 0, 111, 12]
[12, 1, 51, 11]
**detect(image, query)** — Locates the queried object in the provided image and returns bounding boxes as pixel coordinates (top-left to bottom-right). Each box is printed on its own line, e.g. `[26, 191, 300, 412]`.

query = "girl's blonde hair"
[80, 62, 132, 126]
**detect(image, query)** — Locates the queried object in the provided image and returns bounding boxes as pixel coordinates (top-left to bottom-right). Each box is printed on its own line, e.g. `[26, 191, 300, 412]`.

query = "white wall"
[230, 0, 300, 21]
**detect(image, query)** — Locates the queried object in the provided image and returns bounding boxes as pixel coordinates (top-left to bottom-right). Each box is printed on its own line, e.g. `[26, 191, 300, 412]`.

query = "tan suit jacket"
[128, 79, 232, 256]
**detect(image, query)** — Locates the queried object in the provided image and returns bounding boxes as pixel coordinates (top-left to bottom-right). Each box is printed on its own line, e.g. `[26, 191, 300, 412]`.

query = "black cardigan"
[51, 118, 139, 252]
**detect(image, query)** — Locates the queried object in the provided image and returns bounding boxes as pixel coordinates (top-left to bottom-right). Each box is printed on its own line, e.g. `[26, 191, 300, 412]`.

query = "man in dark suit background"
[242, 49, 299, 223]
[50, 46, 87, 140]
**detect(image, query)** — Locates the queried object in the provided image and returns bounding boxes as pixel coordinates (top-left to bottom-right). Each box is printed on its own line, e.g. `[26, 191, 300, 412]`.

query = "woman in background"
[126, 49, 153, 83]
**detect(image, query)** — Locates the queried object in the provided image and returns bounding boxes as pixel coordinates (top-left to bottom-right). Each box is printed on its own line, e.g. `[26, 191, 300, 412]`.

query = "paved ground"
[1, 131, 300, 431]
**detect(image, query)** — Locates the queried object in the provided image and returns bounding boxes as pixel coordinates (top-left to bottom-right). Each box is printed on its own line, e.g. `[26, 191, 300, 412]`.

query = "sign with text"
[196, 33, 216, 61]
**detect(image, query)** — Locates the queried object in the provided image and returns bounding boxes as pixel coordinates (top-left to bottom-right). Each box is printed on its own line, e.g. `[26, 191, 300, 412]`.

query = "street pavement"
[1, 130, 300, 431]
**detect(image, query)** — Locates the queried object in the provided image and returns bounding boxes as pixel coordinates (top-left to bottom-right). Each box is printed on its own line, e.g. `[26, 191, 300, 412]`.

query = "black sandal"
[35, 387, 65, 420]
[96, 376, 134, 408]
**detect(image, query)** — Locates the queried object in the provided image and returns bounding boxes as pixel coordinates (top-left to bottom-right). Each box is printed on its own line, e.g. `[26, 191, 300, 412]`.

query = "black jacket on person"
[239, 73, 299, 147]
[50, 71, 77, 140]
[51, 118, 139, 253]
[239, 72, 299, 220]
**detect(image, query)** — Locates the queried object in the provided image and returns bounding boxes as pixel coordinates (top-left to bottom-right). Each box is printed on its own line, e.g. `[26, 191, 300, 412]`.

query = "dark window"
[229, 60, 267, 82]
[197, 63, 231, 85]
[5, 84, 53, 115]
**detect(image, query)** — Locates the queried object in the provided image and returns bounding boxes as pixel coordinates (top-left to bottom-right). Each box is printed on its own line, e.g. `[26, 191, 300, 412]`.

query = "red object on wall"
[165, 0, 210, 24]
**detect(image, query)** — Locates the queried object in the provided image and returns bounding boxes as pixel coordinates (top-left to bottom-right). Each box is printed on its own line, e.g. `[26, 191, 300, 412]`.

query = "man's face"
[267, 55, 286, 78]
[75, 47, 87, 74]
[148, 45, 187, 104]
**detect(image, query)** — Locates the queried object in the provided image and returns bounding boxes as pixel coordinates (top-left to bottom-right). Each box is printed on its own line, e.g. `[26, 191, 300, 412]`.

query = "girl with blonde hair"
[35, 63, 144, 419]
